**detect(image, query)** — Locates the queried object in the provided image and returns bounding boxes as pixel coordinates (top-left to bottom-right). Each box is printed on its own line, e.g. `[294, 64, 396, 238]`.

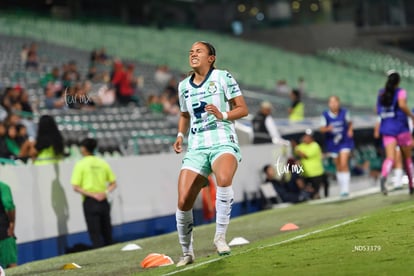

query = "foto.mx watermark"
[64, 88, 93, 106]
[275, 156, 304, 176]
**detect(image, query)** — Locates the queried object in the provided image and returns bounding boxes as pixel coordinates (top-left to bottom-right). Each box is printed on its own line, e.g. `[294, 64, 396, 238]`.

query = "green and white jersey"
[178, 68, 242, 150]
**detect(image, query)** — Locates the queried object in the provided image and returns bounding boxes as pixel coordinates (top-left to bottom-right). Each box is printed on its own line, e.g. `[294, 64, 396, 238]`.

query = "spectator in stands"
[4, 125, 20, 158]
[263, 164, 309, 203]
[110, 60, 123, 98]
[1, 85, 22, 113]
[67, 60, 81, 83]
[3, 113, 35, 142]
[90, 48, 99, 65]
[118, 64, 139, 106]
[275, 79, 290, 95]
[97, 48, 109, 63]
[24, 115, 65, 165]
[86, 66, 99, 82]
[0, 180, 17, 268]
[154, 65, 173, 90]
[15, 124, 28, 147]
[147, 94, 164, 114]
[61, 63, 72, 89]
[44, 83, 66, 110]
[376, 71, 414, 195]
[96, 84, 115, 107]
[25, 42, 39, 70]
[71, 138, 117, 249]
[40, 67, 62, 91]
[320, 95, 354, 197]
[297, 76, 306, 95]
[288, 89, 304, 122]
[252, 101, 288, 145]
[294, 129, 328, 199]
[164, 77, 179, 98]
[18, 89, 33, 114]
[162, 93, 180, 118]
[20, 44, 28, 64]
[66, 82, 96, 110]
[173, 41, 249, 265]
[0, 123, 12, 159]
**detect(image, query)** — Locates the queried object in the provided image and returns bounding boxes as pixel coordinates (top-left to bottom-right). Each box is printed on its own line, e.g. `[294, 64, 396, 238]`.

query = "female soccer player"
[377, 71, 414, 195]
[320, 95, 354, 197]
[173, 41, 248, 266]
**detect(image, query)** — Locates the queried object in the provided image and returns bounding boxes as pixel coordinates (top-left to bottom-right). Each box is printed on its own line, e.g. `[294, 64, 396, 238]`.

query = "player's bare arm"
[205, 95, 248, 120]
[174, 112, 190, 154]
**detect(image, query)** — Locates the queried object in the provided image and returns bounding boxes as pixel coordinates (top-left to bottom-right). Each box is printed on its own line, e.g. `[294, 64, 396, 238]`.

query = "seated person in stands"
[0, 122, 12, 159]
[21, 115, 66, 165]
[66, 82, 96, 110]
[147, 94, 164, 114]
[2, 124, 32, 161]
[263, 163, 309, 203]
[44, 83, 66, 110]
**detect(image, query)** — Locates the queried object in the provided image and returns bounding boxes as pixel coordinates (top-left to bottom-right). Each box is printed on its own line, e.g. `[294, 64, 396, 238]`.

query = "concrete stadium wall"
[1, 144, 285, 264]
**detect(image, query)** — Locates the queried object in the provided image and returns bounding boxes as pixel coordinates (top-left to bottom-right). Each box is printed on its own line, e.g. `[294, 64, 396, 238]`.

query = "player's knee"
[215, 173, 233, 187]
[177, 197, 192, 211]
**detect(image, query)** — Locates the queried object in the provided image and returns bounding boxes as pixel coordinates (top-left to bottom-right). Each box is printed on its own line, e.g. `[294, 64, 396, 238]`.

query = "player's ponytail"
[380, 72, 400, 106]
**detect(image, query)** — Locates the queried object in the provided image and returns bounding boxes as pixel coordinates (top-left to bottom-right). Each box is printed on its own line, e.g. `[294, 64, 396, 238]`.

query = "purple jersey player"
[320, 96, 354, 197]
[377, 71, 414, 195]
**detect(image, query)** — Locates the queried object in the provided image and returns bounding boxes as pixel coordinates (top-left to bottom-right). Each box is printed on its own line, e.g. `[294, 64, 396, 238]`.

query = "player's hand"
[173, 137, 183, 154]
[347, 128, 353, 138]
[205, 104, 223, 119]
[326, 125, 334, 132]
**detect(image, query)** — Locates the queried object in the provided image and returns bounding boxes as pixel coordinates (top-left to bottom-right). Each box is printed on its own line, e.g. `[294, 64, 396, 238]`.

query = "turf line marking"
[392, 205, 414, 212]
[259, 217, 361, 249]
[164, 218, 362, 275]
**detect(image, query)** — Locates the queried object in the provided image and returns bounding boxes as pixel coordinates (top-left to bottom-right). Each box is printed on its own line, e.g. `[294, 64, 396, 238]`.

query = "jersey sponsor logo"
[191, 121, 218, 134]
[184, 90, 189, 99]
[192, 101, 207, 119]
[190, 91, 207, 97]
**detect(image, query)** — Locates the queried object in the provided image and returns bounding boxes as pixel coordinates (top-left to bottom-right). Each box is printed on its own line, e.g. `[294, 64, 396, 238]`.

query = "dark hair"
[80, 138, 97, 154]
[199, 41, 216, 56]
[292, 89, 301, 100]
[35, 115, 64, 156]
[380, 72, 400, 106]
[263, 164, 271, 174]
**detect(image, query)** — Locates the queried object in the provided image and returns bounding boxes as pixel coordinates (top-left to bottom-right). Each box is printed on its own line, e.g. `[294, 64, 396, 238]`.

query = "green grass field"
[6, 192, 414, 276]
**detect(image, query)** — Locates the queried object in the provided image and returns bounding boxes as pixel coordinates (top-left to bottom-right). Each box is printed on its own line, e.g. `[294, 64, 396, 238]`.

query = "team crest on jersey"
[207, 82, 217, 93]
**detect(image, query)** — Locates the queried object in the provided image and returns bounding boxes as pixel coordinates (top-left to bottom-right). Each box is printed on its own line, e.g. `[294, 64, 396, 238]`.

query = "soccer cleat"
[176, 252, 194, 267]
[340, 192, 349, 198]
[380, 177, 388, 195]
[214, 234, 231, 256]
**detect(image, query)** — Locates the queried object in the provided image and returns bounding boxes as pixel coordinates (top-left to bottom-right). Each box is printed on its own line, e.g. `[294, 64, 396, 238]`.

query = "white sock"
[215, 186, 234, 237]
[392, 168, 403, 188]
[337, 172, 350, 194]
[176, 209, 194, 255]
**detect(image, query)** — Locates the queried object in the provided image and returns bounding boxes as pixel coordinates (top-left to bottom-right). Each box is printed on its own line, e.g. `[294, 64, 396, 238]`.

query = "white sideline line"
[392, 205, 414, 212]
[164, 218, 362, 275]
